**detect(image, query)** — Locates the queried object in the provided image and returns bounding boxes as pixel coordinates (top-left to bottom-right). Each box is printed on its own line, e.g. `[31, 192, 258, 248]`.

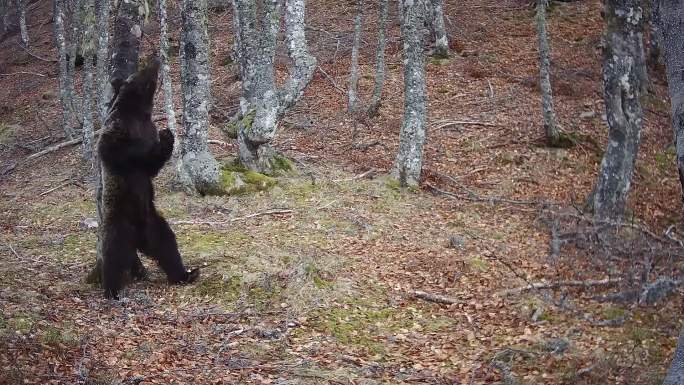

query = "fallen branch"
[0, 71, 47, 77]
[496, 278, 622, 297]
[18, 43, 57, 62]
[332, 169, 375, 182]
[39, 179, 73, 196]
[26, 129, 104, 160]
[412, 290, 462, 305]
[208, 139, 231, 147]
[427, 182, 543, 207]
[432, 120, 499, 130]
[172, 209, 293, 226]
[316, 66, 345, 94]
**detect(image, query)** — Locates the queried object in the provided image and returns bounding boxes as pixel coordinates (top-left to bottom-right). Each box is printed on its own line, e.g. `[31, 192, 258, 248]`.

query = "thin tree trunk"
[593, 0, 644, 220]
[536, 0, 559, 146]
[95, 0, 110, 125]
[16, 0, 27, 46]
[391, 0, 427, 187]
[66, 0, 81, 114]
[348, 0, 362, 114]
[429, 0, 448, 58]
[81, 0, 96, 168]
[158, 0, 178, 162]
[53, 0, 75, 139]
[654, 0, 684, 201]
[177, 0, 222, 195]
[367, 0, 388, 118]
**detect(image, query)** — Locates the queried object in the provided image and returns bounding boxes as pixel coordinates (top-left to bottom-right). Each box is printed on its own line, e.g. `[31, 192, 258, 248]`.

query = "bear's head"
[111, 57, 160, 116]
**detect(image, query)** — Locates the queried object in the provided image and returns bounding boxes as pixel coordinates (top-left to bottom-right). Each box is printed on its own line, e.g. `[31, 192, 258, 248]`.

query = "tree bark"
[367, 0, 388, 117]
[158, 0, 178, 162]
[664, 328, 684, 385]
[654, 0, 684, 200]
[391, 0, 427, 187]
[348, 0, 362, 114]
[16, 0, 27, 46]
[279, 0, 316, 114]
[81, 0, 96, 168]
[177, 0, 222, 195]
[536, 0, 559, 146]
[593, 0, 645, 220]
[95, 0, 110, 125]
[53, 0, 76, 139]
[429, 0, 448, 58]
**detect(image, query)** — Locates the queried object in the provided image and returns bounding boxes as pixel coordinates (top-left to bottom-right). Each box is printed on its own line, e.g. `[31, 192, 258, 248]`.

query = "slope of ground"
[0, 0, 682, 384]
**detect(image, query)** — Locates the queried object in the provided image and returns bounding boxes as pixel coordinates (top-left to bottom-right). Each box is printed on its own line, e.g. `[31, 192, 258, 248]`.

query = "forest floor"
[1, 0, 683, 384]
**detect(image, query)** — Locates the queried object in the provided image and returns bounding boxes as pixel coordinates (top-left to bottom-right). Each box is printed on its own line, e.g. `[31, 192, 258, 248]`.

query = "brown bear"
[97, 58, 199, 299]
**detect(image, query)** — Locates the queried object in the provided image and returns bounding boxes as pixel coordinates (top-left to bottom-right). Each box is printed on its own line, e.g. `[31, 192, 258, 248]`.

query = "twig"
[412, 290, 462, 305]
[427, 181, 543, 207]
[495, 278, 622, 297]
[18, 43, 57, 62]
[432, 120, 499, 130]
[0, 71, 47, 77]
[208, 139, 231, 147]
[172, 209, 293, 226]
[26, 129, 104, 160]
[317, 66, 345, 94]
[351, 140, 389, 151]
[39, 179, 73, 196]
[332, 169, 375, 182]
[7, 243, 20, 259]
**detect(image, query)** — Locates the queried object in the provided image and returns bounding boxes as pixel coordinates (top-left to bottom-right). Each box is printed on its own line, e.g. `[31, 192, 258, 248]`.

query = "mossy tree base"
[220, 159, 279, 195]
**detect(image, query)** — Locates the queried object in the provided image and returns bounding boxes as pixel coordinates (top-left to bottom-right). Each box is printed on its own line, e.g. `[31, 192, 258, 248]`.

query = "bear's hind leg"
[139, 210, 199, 284]
[103, 222, 138, 299]
[130, 254, 149, 281]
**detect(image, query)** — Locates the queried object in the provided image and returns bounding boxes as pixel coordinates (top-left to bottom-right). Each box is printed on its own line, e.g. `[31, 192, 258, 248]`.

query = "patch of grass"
[178, 230, 249, 259]
[193, 273, 243, 303]
[655, 146, 676, 173]
[0, 122, 14, 144]
[7, 315, 34, 334]
[469, 256, 488, 271]
[41, 325, 78, 346]
[314, 305, 395, 355]
[602, 305, 627, 321]
[220, 163, 277, 195]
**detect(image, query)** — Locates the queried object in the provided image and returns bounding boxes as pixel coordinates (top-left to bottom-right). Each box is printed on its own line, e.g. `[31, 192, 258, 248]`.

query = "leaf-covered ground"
[1, 0, 683, 384]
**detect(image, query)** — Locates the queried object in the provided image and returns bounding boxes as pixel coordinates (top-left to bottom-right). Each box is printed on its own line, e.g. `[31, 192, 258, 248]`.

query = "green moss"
[194, 274, 243, 303]
[219, 165, 276, 196]
[655, 146, 676, 173]
[41, 325, 78, 346]
[315, 306, 395, 354]
[603, 306, 627, 321]
[242, 170, 276, 188]
[222, 120, 239, 139]
[0, 122, 14, 144]
[178, 230, 249, 258]
[469, 256, 488, 271]
[8, 316, 34, 334]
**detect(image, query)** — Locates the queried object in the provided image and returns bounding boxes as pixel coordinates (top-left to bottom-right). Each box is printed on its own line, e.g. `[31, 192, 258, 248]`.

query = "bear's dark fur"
[97, 58, 199, 299]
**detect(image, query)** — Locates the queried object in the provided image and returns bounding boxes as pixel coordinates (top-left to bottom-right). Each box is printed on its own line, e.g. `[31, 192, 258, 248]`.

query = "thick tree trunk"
[391, 0, 427, 187]
[177, 0, 222, 195]
[348, 0, 362, 114]
[81, 0, 96, 168]
[90, 0, 145, 284]
[279, 0, 316, 114]
[158, 0, 178, 162]
[95, 0, 110, 125]
[593, 0, 644, 220]
[429, 0, 448, 58]
[664, 328, 684, 385]
[367, 0, 388, 117]
[53, 0, 75, 139]
[654, 0, 684, 200]
[536, 0, 559, 146]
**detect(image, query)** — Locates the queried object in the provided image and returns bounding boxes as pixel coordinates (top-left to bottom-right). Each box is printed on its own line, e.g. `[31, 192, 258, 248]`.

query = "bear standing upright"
[97, 58, 199, 299]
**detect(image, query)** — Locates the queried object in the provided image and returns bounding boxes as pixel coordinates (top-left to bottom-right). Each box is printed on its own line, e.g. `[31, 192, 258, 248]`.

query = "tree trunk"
[391, 0, 427, 187]
[593, 0, 644, 220]
[664, 328, 684, 385]
[536, 0, 559, 146]
[81, 0, 96, 168]
[348, 0, 362, 114]
[279, 0, 316, 114]
[95, 0, 110, 125]
[16, 0, 27, 46]
[654, 0, 684, 200]
[429, 0, 448, 58]
[367, 0, 388, 117]
[159, 0, 178, 162]
[90, 0, 145, 284]
[53, 0, 76, 139]
[66, 0, 81, 113]
[233, 0, 280, 173]
[177, 0, 222, 195]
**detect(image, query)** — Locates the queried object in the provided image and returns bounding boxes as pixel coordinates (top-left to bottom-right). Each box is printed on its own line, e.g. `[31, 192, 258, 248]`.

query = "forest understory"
[1, 0, 683, 384]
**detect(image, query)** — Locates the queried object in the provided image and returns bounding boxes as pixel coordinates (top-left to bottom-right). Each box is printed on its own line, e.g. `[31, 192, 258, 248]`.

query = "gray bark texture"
[66, 0, 81, 110]
[16, 0, 27, 46]
[654, 0, 684, 200]
[665, 328, 684, 385]
[348, 0, 362, 114]
[429, 0, 448, 58]
[158, 0, 178, 161]
[1, 0, 16, 36]
[53, 0, 76, 139]
[391, 0, 427, 187]
[536, 0, 559, 146]
[232, 0, 315, 174]
[368, 0, 388, 117]
[593, 0, 645, 220]
[81, 0, 96, 167]
[177, 0, 222, 195]
[95, 0, 110, 125]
